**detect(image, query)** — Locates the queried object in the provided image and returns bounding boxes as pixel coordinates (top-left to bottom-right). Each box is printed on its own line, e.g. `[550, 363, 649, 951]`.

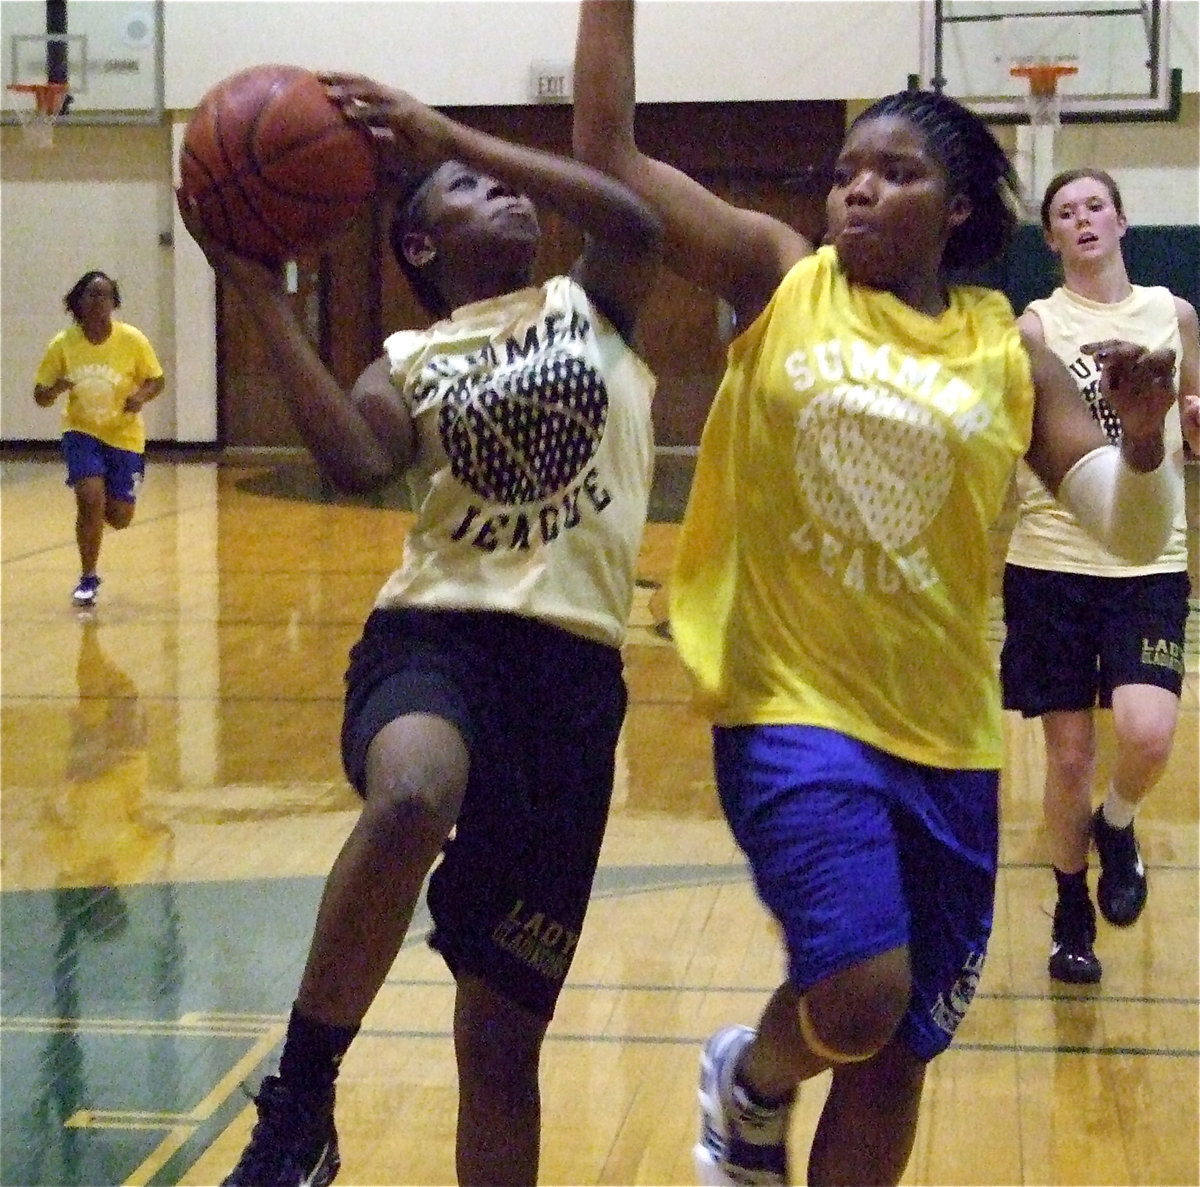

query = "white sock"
[1101, 789, 1137, 830]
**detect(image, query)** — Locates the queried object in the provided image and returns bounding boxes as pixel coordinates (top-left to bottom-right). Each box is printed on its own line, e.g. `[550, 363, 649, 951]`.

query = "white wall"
[0, 124, 178, 442]
[162, 2, 924, 107]
[2, 0, 1197, 444]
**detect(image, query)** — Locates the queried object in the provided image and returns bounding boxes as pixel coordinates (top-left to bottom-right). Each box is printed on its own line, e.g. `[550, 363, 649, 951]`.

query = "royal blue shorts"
[713, 724, 998, 1061]
[1001, 564, 1189, 715]
[341, 606, 626, 1022]
[62, 431, 144, 503]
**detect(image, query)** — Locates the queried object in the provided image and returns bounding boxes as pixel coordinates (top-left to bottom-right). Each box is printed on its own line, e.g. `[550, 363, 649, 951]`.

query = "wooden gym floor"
[1, 451, 1196, 1187]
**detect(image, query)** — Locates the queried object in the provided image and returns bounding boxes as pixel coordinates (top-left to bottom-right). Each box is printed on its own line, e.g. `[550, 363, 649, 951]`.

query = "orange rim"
[7, 82, 70, 115]
[1009, 63, 1079, 99]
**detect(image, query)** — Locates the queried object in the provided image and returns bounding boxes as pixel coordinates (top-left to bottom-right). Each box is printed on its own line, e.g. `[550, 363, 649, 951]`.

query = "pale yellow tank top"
[1006, 284, 1187, 574]
[376, 277, 656, 648]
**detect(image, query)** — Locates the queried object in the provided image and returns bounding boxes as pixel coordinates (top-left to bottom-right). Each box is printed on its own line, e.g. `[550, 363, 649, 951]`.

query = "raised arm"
[572, 0, 809, 328]
[322, 72, 662, 341]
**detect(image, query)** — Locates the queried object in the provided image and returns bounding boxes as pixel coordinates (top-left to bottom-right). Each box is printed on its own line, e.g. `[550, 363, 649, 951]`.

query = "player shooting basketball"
[179, 73, 662, 1187]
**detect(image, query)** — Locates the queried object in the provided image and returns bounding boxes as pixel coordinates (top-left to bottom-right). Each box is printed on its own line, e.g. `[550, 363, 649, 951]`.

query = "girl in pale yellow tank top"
[1002, 167, 1200, 987]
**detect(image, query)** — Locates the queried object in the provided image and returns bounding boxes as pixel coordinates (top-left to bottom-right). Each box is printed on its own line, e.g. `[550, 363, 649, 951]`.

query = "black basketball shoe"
[222, 1076, 340, 1187]
[1092, 806, 1148, 927]
[1049, 892, 1102, 985]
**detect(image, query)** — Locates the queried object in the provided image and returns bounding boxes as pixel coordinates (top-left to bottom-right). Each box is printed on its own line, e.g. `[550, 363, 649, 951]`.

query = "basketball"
[179, 64, 377, 262]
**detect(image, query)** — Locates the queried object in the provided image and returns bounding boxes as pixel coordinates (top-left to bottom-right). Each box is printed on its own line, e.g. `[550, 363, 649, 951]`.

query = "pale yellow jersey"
[375, 276, 656, 648]
[35, 321, 163, 453]
[671, 246, 1035, 769]
[1006, 284, 1187, 575]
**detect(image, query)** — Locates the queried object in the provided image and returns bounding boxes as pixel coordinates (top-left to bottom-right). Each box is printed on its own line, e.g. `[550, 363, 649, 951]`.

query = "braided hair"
[63, 270, 121, 321]
[851, 91, 1020, 271]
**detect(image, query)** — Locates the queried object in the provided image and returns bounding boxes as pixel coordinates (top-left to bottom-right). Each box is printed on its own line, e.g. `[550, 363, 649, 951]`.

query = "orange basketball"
[179, 64, 377, 262]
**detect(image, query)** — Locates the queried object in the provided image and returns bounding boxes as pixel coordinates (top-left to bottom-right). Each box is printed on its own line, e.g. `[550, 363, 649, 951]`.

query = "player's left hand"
[1081, 340, 1177, 443]
[175, 187, 280, 287]
[319, 72, 454, 172]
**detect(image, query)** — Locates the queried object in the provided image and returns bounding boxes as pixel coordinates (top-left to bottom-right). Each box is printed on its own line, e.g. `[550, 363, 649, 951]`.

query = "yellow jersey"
[36, 321, 163, 453]
[671, 246, 1035, 768]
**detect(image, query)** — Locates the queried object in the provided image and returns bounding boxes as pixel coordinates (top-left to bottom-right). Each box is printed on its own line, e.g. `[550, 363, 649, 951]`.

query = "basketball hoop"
[7, 82, 69, 149]
[1009, 60, 1079, 219]
[1010, 60, 1078, 128]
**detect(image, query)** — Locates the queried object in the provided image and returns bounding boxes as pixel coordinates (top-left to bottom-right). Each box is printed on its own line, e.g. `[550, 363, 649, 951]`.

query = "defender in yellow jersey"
[1001, 168, 1200, 986]
[34, 271, 165, 608]
[574, 5, 1184, 1184]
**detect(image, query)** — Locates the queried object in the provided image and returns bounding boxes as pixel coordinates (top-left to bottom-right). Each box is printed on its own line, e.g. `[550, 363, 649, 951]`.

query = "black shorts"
[341, 606, 627, 1021]
[1000, 565, 1189, 717]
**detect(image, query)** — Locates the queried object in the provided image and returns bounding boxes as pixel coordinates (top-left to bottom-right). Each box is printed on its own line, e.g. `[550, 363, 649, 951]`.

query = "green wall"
[969, 224, 1200, 314]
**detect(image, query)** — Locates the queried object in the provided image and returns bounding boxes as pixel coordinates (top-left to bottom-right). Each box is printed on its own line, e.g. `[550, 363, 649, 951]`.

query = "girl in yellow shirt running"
[34, 270, 165, 607]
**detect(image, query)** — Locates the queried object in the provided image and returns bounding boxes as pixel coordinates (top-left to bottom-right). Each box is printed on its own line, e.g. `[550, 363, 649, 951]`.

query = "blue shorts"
[62, 431, 144, 503]
[713, 724, 998, 1062]
[1001, 564, 1189, 715]
[341, 606, 627, 1021]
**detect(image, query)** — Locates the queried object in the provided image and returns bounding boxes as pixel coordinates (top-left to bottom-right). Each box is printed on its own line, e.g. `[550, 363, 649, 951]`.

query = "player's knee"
[1121, 718, 1176, 770]
[365, 780, 454, 851]
[362, 754, 465, 857]
[455, 978, 545, 1094]
[106, 502, 135, 529]
[1045, 740, 1094, 791]
[800, 960, 910, 1062]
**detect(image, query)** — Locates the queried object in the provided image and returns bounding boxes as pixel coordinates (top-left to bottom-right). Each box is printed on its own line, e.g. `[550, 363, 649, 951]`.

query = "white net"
[1009, 61, 1077, 222]
[8, 85, 68, 149]
[1011, 61, 1078, 128]
[1024, 87, 1063, 128]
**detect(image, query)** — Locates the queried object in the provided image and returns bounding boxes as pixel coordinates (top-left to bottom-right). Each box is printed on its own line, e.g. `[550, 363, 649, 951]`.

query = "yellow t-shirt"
[35, 321, 164, 453]
[670, 246, 1035, 768]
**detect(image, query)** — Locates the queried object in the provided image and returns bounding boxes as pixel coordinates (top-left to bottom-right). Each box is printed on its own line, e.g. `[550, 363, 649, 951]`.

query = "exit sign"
[530, 60, 572, 103]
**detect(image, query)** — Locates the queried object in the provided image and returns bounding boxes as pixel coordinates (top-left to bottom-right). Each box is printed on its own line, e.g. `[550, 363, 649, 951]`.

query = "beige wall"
[160, 1, 924, 108]
[0, 124, 179, 441]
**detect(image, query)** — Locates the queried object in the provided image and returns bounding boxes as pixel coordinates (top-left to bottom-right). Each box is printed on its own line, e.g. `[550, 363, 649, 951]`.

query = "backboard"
[1, 0, 163, 124]
[921, 0, 1181, 123]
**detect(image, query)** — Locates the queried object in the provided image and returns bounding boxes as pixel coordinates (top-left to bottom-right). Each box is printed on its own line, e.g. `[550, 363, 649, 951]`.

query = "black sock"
[1054, 866, 1089, 902]
[277, 1005, 359, 1095]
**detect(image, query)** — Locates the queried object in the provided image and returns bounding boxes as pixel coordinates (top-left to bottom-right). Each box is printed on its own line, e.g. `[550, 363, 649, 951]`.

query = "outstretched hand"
[1081, 340, 1177, 444]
